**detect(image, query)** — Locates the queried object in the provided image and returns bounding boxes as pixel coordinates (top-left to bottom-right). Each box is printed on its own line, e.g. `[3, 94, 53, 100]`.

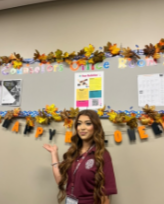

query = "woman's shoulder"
[103, 149, 112, 161]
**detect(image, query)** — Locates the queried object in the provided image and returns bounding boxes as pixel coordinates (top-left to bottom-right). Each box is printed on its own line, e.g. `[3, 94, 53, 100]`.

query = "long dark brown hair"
[58, 110, 106, 204]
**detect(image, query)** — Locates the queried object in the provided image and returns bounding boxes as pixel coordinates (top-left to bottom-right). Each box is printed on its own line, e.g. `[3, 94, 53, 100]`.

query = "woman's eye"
[86, 123, 92, 125]
[77, 123, 81, 126]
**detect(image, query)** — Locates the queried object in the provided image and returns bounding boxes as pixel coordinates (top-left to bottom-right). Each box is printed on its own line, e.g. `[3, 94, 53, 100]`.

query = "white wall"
[0, 1, 164, 204]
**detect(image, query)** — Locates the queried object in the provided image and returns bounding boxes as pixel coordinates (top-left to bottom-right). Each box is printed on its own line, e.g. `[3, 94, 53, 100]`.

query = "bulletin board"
[0, 56, 164, 112]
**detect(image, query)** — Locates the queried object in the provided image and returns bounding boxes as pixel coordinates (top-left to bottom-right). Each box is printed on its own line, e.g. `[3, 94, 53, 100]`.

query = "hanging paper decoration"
[0, 103, 164, 144]
[49, 129, 56, 140]
[138, 126, 148, 139]
[127, 129, 136, 141]
[151, 122, 163, 135]
[104, 140, 108, 144]
[0, 103, 164, 142]
[24, 116, 34, 135]
[35, 127, 44, 138]
[65, 131, 73, 143]
[114, 130, 122, 143]
[2, 111, 13, 128]
[12, 121, 19, 133]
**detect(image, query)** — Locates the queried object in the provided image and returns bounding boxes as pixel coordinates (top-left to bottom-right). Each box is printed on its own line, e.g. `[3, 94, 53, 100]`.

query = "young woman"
[43, 110, 117, 204]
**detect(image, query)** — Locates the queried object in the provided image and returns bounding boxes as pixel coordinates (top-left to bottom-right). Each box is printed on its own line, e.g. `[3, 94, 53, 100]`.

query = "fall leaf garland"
[1, 53, 23, 69]
[121, 47, 140, 62]
[0, 104, 164, 131]
[155, 38, 164, 53]
[1, 38, 164, 69]
[143, 43, 160, 61]
[104, 42, 120, 56]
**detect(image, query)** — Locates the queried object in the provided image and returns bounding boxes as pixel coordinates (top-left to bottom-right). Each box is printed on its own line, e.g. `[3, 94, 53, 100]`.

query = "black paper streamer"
[2, 119, 11, 129]
[49, 129, 56, 140]
[24, 125, 33, 135]
[127, 129, 136, 141]
[151, 122, 163, 135]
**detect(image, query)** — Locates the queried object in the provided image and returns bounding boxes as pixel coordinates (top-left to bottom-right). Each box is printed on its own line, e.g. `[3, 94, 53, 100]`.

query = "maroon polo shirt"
[66, 147, 117, 204]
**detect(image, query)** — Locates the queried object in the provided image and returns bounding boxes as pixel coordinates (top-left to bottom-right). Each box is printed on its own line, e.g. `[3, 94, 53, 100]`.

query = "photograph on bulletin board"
[74, 72, 104, 110]
[1, 79, 22, 107]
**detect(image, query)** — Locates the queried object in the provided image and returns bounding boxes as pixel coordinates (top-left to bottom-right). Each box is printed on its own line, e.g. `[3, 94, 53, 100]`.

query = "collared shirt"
[66, 147, 117, 204]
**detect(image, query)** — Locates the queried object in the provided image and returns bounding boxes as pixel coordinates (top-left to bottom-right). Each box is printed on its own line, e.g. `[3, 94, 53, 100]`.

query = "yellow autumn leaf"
[52, 114, 62, 121]
[45, 104, 58, 114]
[12, 61, 23, 69]
[107, 111, 117, 122]
[77, 59, 87, 66]
[69, 107, 79, 118]
[64, 118, 74, 128]
[56, 59, 63, 63]
[64, 52, 69, 58]
[155, 44, 160, 53]
[154, 53, 160, 59]
[65, 59, 73, 65]
[26, 117, 34, 127]
[109, 44, 120, 55]
[39, 54, 47, 61]
[97, 106, 106, 116]
[36, 116, 47, 124]
[13, 108, 21, 117]
[84, 44, 95, 57]
[88, 58, 94, 64]
[154, 114, 162, 123]
[55, 49, 63, 58]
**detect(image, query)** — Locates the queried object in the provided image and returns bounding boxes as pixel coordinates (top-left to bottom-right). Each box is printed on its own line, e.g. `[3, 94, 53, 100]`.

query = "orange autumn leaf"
[26, 116, 35, 127]
[63, 118, 73, 128]
[77, 59, 86, 66]
[13, 108, 21, 117]
[65, 59, 73, 65]
[39, 54, 47, 63]
[45, 104, 58, 114]
[109, 44, 120, 55]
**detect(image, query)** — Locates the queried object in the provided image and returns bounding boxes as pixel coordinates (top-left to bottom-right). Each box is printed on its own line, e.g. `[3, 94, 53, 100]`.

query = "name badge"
[65, 196, 78, 204]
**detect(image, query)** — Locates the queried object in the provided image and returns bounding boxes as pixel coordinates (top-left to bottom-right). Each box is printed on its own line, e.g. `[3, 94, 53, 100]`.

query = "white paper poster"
[1, 79, 22, 106]
[138, 73, 164, 107]
[74, 72, 104, 109]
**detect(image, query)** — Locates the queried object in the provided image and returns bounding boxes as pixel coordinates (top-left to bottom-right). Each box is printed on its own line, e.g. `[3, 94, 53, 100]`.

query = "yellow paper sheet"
[76, 89, 89, 101]
[89, 77, 102, 91]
